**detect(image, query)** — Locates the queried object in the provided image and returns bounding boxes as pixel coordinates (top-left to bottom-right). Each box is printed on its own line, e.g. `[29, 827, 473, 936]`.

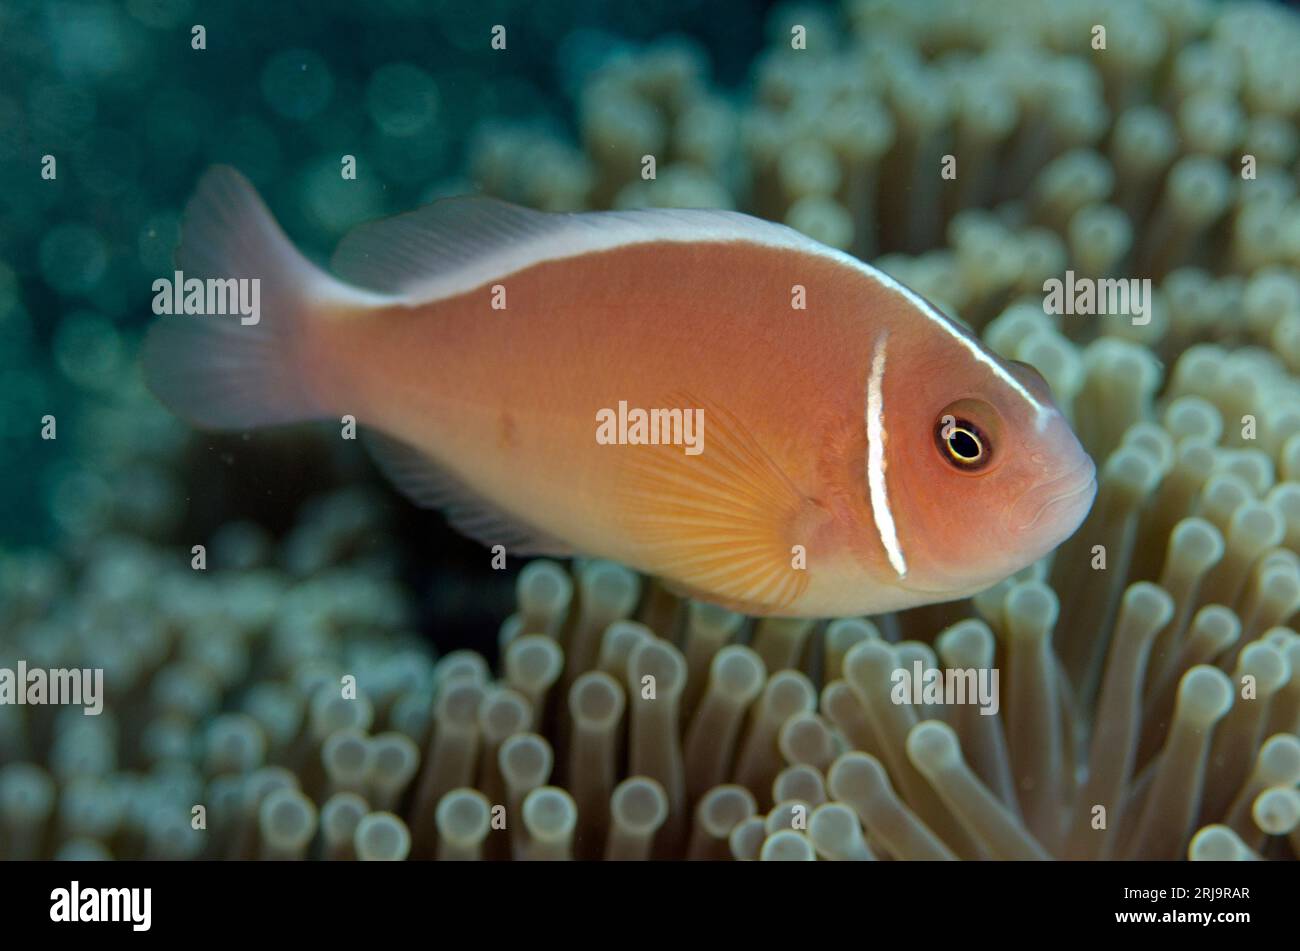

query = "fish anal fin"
[617, 393, 813, 614]
[363, 429, 573, 557]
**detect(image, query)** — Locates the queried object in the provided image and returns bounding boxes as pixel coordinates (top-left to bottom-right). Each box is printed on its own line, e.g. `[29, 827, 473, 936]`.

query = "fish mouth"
[1012, 464, 1098, 533]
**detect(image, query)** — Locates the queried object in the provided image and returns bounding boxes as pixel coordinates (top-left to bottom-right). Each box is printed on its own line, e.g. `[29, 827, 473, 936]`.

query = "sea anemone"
[2, 0, 1299, 861]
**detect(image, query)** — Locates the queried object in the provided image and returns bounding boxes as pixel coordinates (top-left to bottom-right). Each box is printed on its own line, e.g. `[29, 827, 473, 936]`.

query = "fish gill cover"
[0, 0, 1298, 880]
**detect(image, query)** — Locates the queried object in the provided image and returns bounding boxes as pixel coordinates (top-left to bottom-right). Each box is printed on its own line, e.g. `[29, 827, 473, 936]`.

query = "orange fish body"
[145, 167, 1096, 617]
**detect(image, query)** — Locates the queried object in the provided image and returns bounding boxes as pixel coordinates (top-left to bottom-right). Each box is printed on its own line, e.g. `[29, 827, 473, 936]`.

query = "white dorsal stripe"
[336, 199, 1054, 426]
[866, 333, 908, 579]
[866, 275, 1057, 433]
[333, 201, 812, 302]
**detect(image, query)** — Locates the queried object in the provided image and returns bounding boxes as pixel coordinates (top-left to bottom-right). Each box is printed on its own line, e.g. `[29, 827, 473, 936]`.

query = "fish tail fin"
[141, 165, 364, 431]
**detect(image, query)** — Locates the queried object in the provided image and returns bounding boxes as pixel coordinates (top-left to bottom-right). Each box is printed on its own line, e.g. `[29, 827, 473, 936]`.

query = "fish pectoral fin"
[363, 429, 574, 557]
[656, 579, 791, 618]
[616, 394, 813, 614]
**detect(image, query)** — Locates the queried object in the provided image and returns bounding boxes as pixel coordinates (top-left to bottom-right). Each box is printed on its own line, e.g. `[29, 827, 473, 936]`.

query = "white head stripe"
[866, 333, 908, 578]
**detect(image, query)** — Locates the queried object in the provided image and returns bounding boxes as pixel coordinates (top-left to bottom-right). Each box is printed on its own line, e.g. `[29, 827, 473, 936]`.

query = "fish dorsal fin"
[363, 428, 573, 557]
[329, 196, 847, 302]
[614, 393, 817, 614]
[332, 197, 554, 297]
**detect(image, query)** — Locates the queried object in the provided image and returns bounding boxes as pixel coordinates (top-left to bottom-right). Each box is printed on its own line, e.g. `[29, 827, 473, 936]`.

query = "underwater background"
[2, 0, 1300, 861]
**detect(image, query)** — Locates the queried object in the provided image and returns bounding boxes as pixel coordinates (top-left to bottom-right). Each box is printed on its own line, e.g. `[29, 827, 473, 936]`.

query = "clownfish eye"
[935, 416, 990, 470]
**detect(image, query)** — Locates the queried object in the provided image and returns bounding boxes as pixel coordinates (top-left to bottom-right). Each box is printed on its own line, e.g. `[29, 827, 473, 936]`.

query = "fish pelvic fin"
[616, 393, 814, 614]
[141, 165, 388, 431]
[363, 428, 574, 557]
